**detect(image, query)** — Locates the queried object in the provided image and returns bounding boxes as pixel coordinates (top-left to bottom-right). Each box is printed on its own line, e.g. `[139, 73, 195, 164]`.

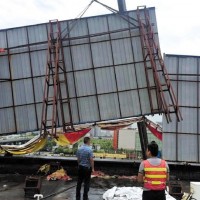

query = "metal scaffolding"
[40, 20, 74, 137]
[137, 6, 182, 123]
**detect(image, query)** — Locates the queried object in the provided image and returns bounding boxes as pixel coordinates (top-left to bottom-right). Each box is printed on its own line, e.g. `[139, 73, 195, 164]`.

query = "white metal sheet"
[15, 105, 37, 132]
[78, 96, 99, 122]
[12, 79, 34, 105]
[98, 93, 120, 120]
[163, 133, 177, 161]
[178, 134, 198, 162]
[115, 64, 137, 91]
[7, 27, 28, 47]
[11, 53, 31, 79]
[91, 41, 113, 68]
[0, 56, 10, 79]
[75, 70, 96, 96]
[0, 108, 16, 133]
[119, 90, 141, 117]
[0, 31, 7, 48]
[139, 89, 151, 114]
[0, 82, 13, 108]
[33, 77, 45, 103]
[135, 62, 147, 88]
[131, 37, 143, 62]
[95, 67, 117, 94]
[0, 7, 165, 134]
[71, 44, 92, 70]
[163, 54, 200, 162]
[31, 50, 46, 76]
[27, 24, 47, 44]
[111, 38, 134, 65]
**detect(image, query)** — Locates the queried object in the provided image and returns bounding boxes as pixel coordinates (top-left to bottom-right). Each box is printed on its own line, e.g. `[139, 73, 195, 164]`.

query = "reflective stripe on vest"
[143, 159, 167, 190]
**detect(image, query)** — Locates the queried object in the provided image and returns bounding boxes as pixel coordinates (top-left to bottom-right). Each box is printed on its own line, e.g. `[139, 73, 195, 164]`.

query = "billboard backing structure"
[163, 54, 200, 163]
[0, 7, 166, 135]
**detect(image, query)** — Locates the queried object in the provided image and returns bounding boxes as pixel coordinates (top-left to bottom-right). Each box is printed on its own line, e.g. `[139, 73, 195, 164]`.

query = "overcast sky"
[0, 0, 199, 56]
[0, 0, 199, 123]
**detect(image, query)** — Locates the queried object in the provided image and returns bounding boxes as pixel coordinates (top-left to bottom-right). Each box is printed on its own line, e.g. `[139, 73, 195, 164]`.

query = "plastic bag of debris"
[103, 186, 176, 200]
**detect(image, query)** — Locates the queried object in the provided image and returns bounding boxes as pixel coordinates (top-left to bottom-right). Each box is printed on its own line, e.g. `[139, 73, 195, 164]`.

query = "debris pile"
[47, 168, 72, 181]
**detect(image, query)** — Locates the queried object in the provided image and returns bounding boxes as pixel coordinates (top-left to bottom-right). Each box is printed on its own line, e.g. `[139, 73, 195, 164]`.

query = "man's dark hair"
[147, 141, 158, 156]
[84, 137, 90, 144]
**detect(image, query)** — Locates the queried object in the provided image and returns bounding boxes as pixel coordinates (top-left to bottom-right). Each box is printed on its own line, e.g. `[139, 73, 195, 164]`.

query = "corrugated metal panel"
[111, 38, 133, 65]
[119, 90, 141, 117]
[88, 16, 108, 34]
[177, 108, 198, 134]
[178, 134, 198, 162]
[69, 99, 79, 124]
[31, 50, 46, 76]
[12, 79, 34, 105]
[131, 37, 143, 62]
[9, 47, 29, 54]
[7, 27, 28, 48]
[63, 47, 73, 72]
[33, 77, 45, 103]
[163, 112, 177, 133]
[98, 93, 120, 120]
[0, 8, 163, 134]
[66, 73, 76, 98]
[69, 18, 89, 45]
[0, 31, 7, 48]
[74, 70, 96, 96]
[135, 63, 147, 88]
[91, 41, 113, 68]
[88, 16, 109, 43]
[178, 82, 197, 107]
[0, 108, 16, 133]
[115, 64, 137, 90]
[151, 90, 159, 110]
[0, 82, 13, 108]
[78, 96, 99, 122]
[71, 44, 92, 70]
[15, 105, 37, 132]
[108, 14, 129, 39]
[162, 133, 177, 161]
[163, 54, 200, 162]
[27, 24, 47, 43]
[57, 101, 79, 126]
[69, 18, 88, 37]
[95, 67, 117, 94]
[139, 89, 151, 114]
[149, 8, 158, 33]
[0, 56, 10, 79]
[11, 53, 31, 79]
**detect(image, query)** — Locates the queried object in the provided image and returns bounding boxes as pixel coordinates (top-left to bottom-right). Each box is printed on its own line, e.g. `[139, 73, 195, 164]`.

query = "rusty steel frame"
[137, 6, 182, 123]
[0, 7, 182, 136]
[40, 20, 74, 137]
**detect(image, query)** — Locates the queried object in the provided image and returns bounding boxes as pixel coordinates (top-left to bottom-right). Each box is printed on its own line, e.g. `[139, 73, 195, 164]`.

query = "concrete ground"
[0, 174, 191, 200]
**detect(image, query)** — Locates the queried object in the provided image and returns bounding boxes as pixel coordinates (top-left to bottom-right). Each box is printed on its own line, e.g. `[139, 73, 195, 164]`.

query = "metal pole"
[117, 0, 127, 14]
[137, 121, 148, 160]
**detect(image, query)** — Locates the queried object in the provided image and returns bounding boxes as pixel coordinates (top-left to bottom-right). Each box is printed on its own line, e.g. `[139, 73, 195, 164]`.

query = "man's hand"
[132, 176, 137, 182]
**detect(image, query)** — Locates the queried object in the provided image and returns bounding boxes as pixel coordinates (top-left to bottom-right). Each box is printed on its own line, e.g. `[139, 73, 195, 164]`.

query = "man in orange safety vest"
[137, 141, 169, 200]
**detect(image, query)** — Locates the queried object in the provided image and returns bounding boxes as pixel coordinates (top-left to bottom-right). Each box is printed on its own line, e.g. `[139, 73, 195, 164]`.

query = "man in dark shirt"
[76, 137, 94, 200]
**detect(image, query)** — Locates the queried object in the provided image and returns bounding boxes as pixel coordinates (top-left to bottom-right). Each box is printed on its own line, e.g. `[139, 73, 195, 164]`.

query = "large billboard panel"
[163, 54, 200, 162]
[0, 8, 162, 134]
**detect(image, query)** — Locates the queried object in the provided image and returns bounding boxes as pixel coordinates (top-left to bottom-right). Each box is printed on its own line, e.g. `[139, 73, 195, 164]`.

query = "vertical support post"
[117, 0, 127, 14]
[113, 129, 119, 151]
[137, 121, 148, 160]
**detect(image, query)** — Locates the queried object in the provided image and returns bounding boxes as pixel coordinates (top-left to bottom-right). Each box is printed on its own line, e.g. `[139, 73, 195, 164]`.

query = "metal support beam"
[117, 0, 127, 14]
[137, 121, 148, 160]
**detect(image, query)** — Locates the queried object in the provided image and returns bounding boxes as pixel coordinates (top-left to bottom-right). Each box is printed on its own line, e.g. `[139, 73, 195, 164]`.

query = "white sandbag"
[103, 186, 176, 200]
